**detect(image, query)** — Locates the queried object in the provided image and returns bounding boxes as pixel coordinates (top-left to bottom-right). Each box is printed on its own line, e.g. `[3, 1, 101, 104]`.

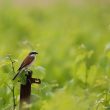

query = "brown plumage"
[18, 55, 35, 71]
[12, 51, 38, 80]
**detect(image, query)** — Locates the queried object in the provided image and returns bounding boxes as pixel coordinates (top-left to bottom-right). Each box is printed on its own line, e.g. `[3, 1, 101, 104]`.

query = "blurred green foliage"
[0, 0, 110, 110]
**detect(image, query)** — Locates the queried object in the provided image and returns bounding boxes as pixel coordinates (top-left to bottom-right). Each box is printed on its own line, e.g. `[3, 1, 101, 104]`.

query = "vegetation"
[0, 0, 110, 110]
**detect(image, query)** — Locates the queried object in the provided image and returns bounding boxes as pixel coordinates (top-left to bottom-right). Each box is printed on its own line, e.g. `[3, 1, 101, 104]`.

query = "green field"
[0, 0, 110, 110]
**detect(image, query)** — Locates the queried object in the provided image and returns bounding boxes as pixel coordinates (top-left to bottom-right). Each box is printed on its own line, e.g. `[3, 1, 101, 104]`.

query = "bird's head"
[29, 51, 38, 56]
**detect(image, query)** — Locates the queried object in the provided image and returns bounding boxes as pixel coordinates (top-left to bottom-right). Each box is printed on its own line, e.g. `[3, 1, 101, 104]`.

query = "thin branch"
[5, 83, 13, 91]
[5, 83, 16, 109]
[12, 86, 16, 110]
[7, 55, 16, 110]
[8, 55, 16, 74]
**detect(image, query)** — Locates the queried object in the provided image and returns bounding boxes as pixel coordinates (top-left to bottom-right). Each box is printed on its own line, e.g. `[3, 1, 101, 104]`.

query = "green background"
[0, 0, 110, 110]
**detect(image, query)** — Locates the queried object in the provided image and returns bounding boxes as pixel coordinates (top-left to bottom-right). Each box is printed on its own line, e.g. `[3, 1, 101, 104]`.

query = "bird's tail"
[12, 71, 20, 80]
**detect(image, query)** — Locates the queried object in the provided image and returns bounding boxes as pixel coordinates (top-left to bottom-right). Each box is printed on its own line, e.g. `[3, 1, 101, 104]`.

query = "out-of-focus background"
[0, 0, 110, 110]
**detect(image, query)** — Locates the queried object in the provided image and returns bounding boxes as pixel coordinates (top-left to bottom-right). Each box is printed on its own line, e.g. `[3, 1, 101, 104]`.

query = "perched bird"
[13, 51, 38, 80]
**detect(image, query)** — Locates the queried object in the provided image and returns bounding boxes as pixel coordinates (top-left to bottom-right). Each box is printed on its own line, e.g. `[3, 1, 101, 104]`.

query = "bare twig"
[8, 55, 16, 74]
[12, 86, 16, 110]
[8, 55, 16, 110]
[5, 83, 16, 110]
[5, 83, 13, 91]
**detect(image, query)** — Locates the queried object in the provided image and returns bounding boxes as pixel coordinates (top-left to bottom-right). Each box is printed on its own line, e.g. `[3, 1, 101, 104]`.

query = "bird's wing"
[18, 56, 35, 71]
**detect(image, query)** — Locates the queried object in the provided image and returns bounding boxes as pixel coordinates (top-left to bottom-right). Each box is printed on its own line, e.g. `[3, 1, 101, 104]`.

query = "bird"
[13, 51, 38, 80]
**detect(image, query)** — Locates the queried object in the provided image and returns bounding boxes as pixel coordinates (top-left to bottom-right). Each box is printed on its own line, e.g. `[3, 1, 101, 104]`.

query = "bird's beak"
[36, 52, 38, 54]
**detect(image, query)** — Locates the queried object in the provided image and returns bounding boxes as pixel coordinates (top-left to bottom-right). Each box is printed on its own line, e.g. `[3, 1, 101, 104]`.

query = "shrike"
[13, 51, 38, 80]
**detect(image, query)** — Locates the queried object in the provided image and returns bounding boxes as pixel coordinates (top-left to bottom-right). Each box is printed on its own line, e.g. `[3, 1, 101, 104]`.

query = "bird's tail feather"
[12, 71, 20, 80]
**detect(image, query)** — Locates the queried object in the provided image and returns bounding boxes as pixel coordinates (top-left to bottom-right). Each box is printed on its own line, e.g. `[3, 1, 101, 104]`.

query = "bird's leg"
[24, 68, 29, 75]
[27, 68, 32, 73]
[24, 69, 32, 84]
[28, 79, 31, 84]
